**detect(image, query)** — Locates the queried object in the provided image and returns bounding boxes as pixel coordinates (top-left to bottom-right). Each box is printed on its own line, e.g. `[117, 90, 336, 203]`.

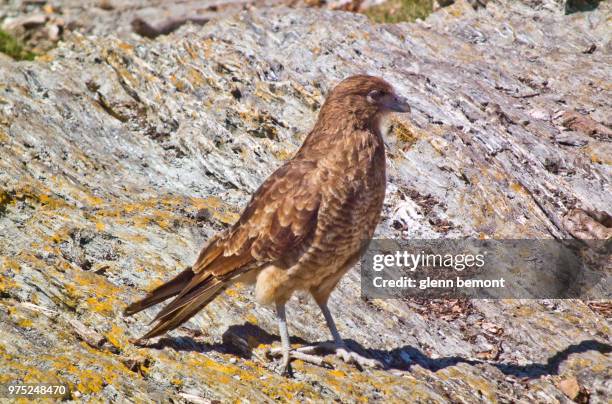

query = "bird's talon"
[335, 347, 383, 370]
[280, 362, 293, 377]
[266, 347, 334, 373]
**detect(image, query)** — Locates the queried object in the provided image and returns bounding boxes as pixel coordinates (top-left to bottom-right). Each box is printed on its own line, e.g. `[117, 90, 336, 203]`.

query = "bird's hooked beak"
[382, 93, 411, 113]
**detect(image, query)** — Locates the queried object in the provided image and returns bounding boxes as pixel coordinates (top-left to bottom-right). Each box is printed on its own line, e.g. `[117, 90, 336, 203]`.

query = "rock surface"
[0, 0, 611, 402]
[0, 0, 376, 52]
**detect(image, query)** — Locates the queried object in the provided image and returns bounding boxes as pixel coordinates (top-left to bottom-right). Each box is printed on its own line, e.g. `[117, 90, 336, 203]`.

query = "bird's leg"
[267, 303, 381, 373]
[319, 302, 345, 347]
[276, 302, 292, 376]
[268, 303, 332, 374]
[316, 302, 383, 370]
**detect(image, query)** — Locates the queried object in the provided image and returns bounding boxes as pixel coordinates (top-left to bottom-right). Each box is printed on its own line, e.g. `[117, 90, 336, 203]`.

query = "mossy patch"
[365, 0, 433, 24]
[0, 29, 36, 61]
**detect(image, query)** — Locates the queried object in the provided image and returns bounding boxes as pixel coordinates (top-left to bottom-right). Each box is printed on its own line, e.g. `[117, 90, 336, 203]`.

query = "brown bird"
[124, 75, 411, 375]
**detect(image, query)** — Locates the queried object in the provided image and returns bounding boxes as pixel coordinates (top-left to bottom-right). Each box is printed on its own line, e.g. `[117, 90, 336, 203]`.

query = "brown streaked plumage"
[124, 74, 411, 374]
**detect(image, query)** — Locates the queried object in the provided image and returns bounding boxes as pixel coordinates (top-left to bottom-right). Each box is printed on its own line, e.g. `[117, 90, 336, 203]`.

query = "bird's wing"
[195, 158, 322, 275]
[170, 156, 321, 295]
[139, 159, 322, 337]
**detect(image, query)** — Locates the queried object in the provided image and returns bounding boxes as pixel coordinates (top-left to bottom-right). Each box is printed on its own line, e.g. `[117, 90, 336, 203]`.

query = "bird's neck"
[294, 123, 386, 172]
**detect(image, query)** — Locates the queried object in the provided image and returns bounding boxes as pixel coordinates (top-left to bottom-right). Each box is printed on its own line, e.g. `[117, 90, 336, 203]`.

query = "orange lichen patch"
[76, 369, 106, 394]
[150, 211, 174, 230]
[120, 233, 149, 243]
[79, 193, 104, 207]
[0, 188, 11, 208]
[191, 196, 239, 224]
[143, 276, 165, 291]
[572, 360, 605, 373]
[7, 360, 57, 384]
[513, 305, 535, 316]
[254, 82, 283, 102]
[2, 257, 20, 272]
[153, 349, 324, 401]
[429, 137, 450, 155]
[186, 67, 205, 87]
[191, 195, 220, 210]
[6, 304, 35, 328]
[105, 325, 128, 351]
[245, 313, 258, 325]
[65, 271, 122, 315]
[32, 192, 54, 207]
[224, 286, 241, 298]
[0, 273, 18, 294]
[170, 74, 188, 92]
[43, 346, 135, 395]
[273, 149, 293, 161]
[393, 119, 421, 146]
[3, 183, 70, 212]
[102, 48, 139, 88]
[85, 297, 114, 316]
[438, 366, 496, 400]
[91, 194, 236, 229]
[81, 270, 121, 294]
[585, 144, 612, 165]
[42, 242, 62, 255]
[38, 194, 62, 205]
[328, 369, 346, 378]
[132, 216, 151, 227]
[184, 357, 232, 384]
[313, 363, 387, 397]
[117, 42, 134, 52]
[50, 228, 70, 244]
[290, 81, 322, 109]
[35, 54, 54, 63]
[258, 377, 312, 401]
[238, 109, 281, 140]
[291, 360, 305, 371]
[509, 182, 528, 195]
[200, 38, 215, 60]
[183, 41, 200, 59]
[17, 318, 34, 328]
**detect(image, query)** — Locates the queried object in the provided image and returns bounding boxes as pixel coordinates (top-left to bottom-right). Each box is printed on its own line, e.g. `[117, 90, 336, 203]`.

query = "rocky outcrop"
[0, 0, 610, 402]
[0, 0, 380, 51]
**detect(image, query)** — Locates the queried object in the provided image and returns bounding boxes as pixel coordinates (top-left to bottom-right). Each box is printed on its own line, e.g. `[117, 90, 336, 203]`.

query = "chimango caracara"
[125, 75, 411, 375]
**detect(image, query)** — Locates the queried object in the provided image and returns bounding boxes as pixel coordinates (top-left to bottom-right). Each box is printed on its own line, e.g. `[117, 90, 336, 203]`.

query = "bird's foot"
[303, 342, 383, 370]
[266, 346, 333, 376]
[279, 352, 293, 377]
[334, 345, 384, 370]
[268, 342, 382, 372]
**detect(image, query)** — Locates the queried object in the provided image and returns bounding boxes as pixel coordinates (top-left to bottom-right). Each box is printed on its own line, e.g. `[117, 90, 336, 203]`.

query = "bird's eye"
[366, 90, 383, 104]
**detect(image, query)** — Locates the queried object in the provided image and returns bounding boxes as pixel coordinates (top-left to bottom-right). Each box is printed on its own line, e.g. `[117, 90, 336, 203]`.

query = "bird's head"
[321, 75, 411, 121]
[301, 75, 412, 153]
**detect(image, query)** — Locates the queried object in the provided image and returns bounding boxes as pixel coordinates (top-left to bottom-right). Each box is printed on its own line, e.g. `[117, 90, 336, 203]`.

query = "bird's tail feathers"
[123, 266, 194, 316]
[137, 276, 228, 340]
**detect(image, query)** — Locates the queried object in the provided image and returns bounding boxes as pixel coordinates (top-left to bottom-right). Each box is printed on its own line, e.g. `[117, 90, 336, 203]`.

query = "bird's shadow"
[368, 339, 611, 379]
[140, 322, 309, 358]
[143, 322, 611, 380]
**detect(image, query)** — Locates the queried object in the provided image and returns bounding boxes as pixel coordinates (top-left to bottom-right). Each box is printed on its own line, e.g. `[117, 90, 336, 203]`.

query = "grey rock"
[0, 0, 610, 402]
[554, 131, 589, 146]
